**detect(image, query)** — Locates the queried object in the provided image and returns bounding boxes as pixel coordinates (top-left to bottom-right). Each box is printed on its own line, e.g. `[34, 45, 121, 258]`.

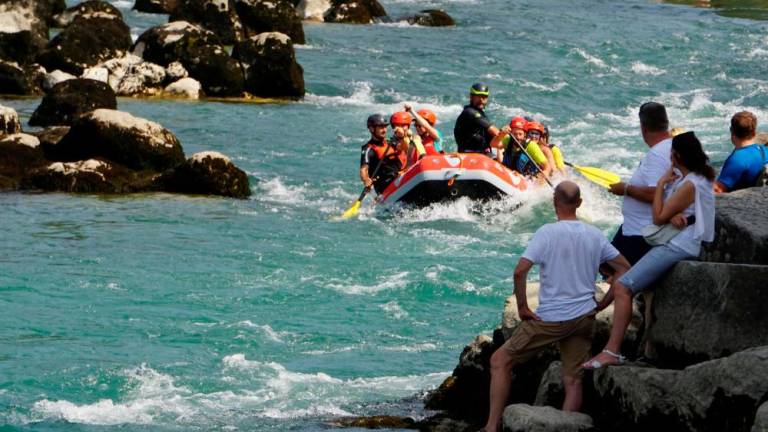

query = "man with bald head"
[481, 181, 629, 432]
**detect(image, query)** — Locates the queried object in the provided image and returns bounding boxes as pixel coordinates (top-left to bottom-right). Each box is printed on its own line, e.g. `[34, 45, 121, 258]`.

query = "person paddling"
[405, 104, 444, 156]
[502, 120, 551, 178]
[454, 83, 501, 155]
[360, 114, 406, 194]
[492, 116, 527, 163]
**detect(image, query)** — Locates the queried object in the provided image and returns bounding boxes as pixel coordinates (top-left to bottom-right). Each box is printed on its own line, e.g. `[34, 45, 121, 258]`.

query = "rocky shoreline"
[338, 187, 768, 431]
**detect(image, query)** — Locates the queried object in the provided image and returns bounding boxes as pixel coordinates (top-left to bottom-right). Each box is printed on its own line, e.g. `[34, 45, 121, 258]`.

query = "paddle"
[564, 162, 621, 189]
[335, 143, 392, 221]
[508, 134, 554, 188]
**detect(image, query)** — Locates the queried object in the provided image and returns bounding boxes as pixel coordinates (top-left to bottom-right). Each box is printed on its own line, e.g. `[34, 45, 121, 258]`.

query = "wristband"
[623, 183, 629, 196]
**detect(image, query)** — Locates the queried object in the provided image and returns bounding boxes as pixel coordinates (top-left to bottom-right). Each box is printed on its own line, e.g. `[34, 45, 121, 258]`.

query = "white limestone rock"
[81, 66, 109, 83]
[164, 77, 201, 99]
[297, 0, 331, 21]
[0, 104, 21, 136]
[42, 69, 76, 90]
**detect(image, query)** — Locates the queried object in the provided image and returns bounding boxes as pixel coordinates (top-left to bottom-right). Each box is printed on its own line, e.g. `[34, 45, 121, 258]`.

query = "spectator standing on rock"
[453, 83, 501, 155]
[606, 102, 673, 266]
[714, 111, 768, 193]
[481, 181, 630, 432]
[360, 114, 406, 194]
[584, 131, 716, 370]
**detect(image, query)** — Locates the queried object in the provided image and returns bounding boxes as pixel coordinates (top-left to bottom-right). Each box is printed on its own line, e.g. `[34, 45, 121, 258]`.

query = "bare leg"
[583, 281, 634, 367]
[483, 348, 515, 432]
[642, 291, 655, 358]
[561, 374, 583, 412]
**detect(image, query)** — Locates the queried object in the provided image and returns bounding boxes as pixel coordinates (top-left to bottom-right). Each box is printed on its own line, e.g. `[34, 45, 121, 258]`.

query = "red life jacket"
[368, 140, 406, 168]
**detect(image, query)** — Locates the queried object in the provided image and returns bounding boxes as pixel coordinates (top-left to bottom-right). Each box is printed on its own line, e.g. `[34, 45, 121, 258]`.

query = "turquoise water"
[2, 0, 768, 430]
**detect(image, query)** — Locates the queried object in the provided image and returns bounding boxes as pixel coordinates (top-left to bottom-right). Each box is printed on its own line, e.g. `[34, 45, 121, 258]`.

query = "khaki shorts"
[502, 312, 595, 378]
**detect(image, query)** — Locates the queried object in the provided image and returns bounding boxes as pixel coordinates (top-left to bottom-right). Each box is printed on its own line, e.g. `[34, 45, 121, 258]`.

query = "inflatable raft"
[376, 153, 528, 207]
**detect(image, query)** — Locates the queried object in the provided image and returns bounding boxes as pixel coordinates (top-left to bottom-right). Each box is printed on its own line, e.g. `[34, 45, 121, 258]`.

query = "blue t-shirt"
[433, 129, 444, 153]
[717, 144, 768, 191]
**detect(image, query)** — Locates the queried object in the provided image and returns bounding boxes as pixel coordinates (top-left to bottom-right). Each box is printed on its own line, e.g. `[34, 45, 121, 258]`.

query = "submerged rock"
[133, 21, 244, 96]
[170, 0, 244, 45]
[235, 0, 305, 44]
[158, 151, 251, 198]
[502, 404, 594, 432]
[56, 109, 185, 172]
[405, 9, 455, 26]
[324, 0, 386, 24]
[700, 187, 768, 265]
[37, 15, 132, 75]
[29, 78, 117, 127]
[233, 32, 304, 98]
[648, 260, 768, 368]
[52, 0, 123, 27]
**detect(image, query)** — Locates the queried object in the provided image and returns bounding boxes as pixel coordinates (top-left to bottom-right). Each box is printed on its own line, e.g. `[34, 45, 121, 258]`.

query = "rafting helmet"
[367, 114, 388, 128]
[469, 83, 490, 96]
[417, 109, 437, 125]
[390, 111, 412, 127]
[509, 116, 527, 130]
[525, 121, 546, 134]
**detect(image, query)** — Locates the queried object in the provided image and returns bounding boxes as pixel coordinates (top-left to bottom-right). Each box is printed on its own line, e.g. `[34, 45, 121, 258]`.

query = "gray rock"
[115, 61, 166, 96]
[42, 69, 76, 90]
[52, 0, 123, 27]
[235, 0, 305, 45]
[158, 151, 251, 198]
[164, 61, 188, 82]
[648, 261, 768, 368]
[31, 125, 70, 159]
[232, 32, 304, 98]
[0, 104, 21, 136]
[55, 109, 185, 172]
[405, 9, 455, 27]
[30, 78, 117, 127]
[0, 0, 50, 63]
[502, 404, 594, 432]
[753, 402, 768, 432]
[170, 0, 244, 45]
[163, 77, 201, 99]
[593, 346, 768, 432]
[0, 132, 45, 190]
[37, 15, 132, 75]
[323, 0, 386, 23]
[21, 158, 144, 193]
[700, 187, 768, 265]
[0, 59, 42, 94]
[533, 361, 563, 409]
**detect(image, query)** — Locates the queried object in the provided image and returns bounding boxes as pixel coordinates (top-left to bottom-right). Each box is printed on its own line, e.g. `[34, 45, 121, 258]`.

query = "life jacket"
[368, 140, 406, 168]
[505, 143, 539, 177]
[421, 135, 441, 156]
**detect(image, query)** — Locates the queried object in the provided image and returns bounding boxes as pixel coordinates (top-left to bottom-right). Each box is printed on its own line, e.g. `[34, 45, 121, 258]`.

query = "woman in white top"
[583, 131, 716, 369]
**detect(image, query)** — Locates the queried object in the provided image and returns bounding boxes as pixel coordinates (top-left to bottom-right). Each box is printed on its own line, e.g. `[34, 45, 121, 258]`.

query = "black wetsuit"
[454, 105, 493, 154]
[360, 138, 403, 194]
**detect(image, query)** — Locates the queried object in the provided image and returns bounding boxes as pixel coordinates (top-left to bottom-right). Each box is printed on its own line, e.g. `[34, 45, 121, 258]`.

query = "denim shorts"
[618, 243, 695, 294]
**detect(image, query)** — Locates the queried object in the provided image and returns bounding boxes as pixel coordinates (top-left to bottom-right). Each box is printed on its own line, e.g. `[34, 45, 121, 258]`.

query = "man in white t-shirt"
[481, 181, 630, 432]
[606, 102, 673, 266]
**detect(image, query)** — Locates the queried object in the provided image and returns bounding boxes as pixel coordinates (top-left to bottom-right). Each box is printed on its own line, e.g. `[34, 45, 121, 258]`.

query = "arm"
[652, 171, 695, 225]
[525, 141, 551, 176]
[596, 254, 631, 311]
[541, 146, 557, 175]
[406, 105, 441, 141]
[608, 182, 657, 202]
[713, 181, 729, 193]
[359, 165, 373, 189]
[491, 126, 511, 149]
[513, 258, 540, 321]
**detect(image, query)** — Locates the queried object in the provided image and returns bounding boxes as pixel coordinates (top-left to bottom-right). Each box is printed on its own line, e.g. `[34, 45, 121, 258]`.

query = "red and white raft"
[376, 153, 528, 207]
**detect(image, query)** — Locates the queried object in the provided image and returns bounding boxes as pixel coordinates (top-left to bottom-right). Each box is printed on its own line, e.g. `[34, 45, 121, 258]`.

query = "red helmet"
[417, 109, 437, 125]
[390, 111, 412, 127]
[524, 121, 545, 134]
[509, 116, 526, 130]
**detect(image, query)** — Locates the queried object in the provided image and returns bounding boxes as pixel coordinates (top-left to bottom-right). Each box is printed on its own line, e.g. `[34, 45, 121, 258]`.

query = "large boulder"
[0, 0, 50, 63]
[114, 61, 166, 96]
[32, 125, 70, 159]
[29, 78, 117, 127]
[0, 59, 42, 94]
[754, 402, 768, 432]
[232, 32, 304, 98]
[296, 0, 330, 21]
[132, 21, 244, 96]
[37, 15, 132, 75]
[56, 109, 185, 172]
[405, 9, 455, 26]
[502, 404, 594, 432]
[323, 0, 386, 24]
[700, 187, 768, 265]
[234, 0, 305, 44]
[647, 261, 768, 368]
[52, 0, 123, 28]
[22, 159, 143, 193]
[169, 0, 244, 45]
[158, 151, 251, 198]
[133, 0, 180, 14]
[0, 104, 21, 135]
[0, 132, 45, 189]
[592, 346, 768, 432]
[163, 77, 201, 98]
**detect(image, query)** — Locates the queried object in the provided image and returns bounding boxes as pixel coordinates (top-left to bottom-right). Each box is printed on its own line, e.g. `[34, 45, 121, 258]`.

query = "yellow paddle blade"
[572, 164, 621, 189]
[338, 199, 362, 220]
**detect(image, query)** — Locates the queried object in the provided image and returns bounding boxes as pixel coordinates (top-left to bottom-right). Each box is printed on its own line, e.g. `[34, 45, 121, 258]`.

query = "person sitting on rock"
[714, 111, 768, 193]
[389, 111, 425, 169]
[583, 131, 715, 370]
[360, 113, 406, 194]
[491, 116, 527, 163]
[481, 181, 630, 432]
[404, 104, 444, 156]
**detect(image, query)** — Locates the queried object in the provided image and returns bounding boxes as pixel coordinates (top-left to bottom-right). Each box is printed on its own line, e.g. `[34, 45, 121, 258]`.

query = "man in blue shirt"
[715, 111, 768, 193]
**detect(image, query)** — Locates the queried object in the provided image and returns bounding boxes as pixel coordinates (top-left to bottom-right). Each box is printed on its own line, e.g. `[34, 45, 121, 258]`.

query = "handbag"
[642, 215, 696, 246]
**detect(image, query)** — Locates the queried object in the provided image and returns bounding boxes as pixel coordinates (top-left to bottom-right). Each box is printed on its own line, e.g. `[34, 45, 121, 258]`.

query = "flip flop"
[582, 349, 626, 370]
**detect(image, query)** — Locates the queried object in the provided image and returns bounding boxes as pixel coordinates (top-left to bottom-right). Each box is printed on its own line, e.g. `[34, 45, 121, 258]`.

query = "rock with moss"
[170, 0, 244, 45]
[52, 0, 123, 27]
[232, 32, 304, 98]
[235, 0, 305, 44]
[29, 78, 117, 127]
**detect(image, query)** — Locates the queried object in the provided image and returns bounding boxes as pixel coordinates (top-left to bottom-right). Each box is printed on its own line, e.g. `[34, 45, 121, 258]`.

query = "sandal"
[582, 349, 626, 370]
